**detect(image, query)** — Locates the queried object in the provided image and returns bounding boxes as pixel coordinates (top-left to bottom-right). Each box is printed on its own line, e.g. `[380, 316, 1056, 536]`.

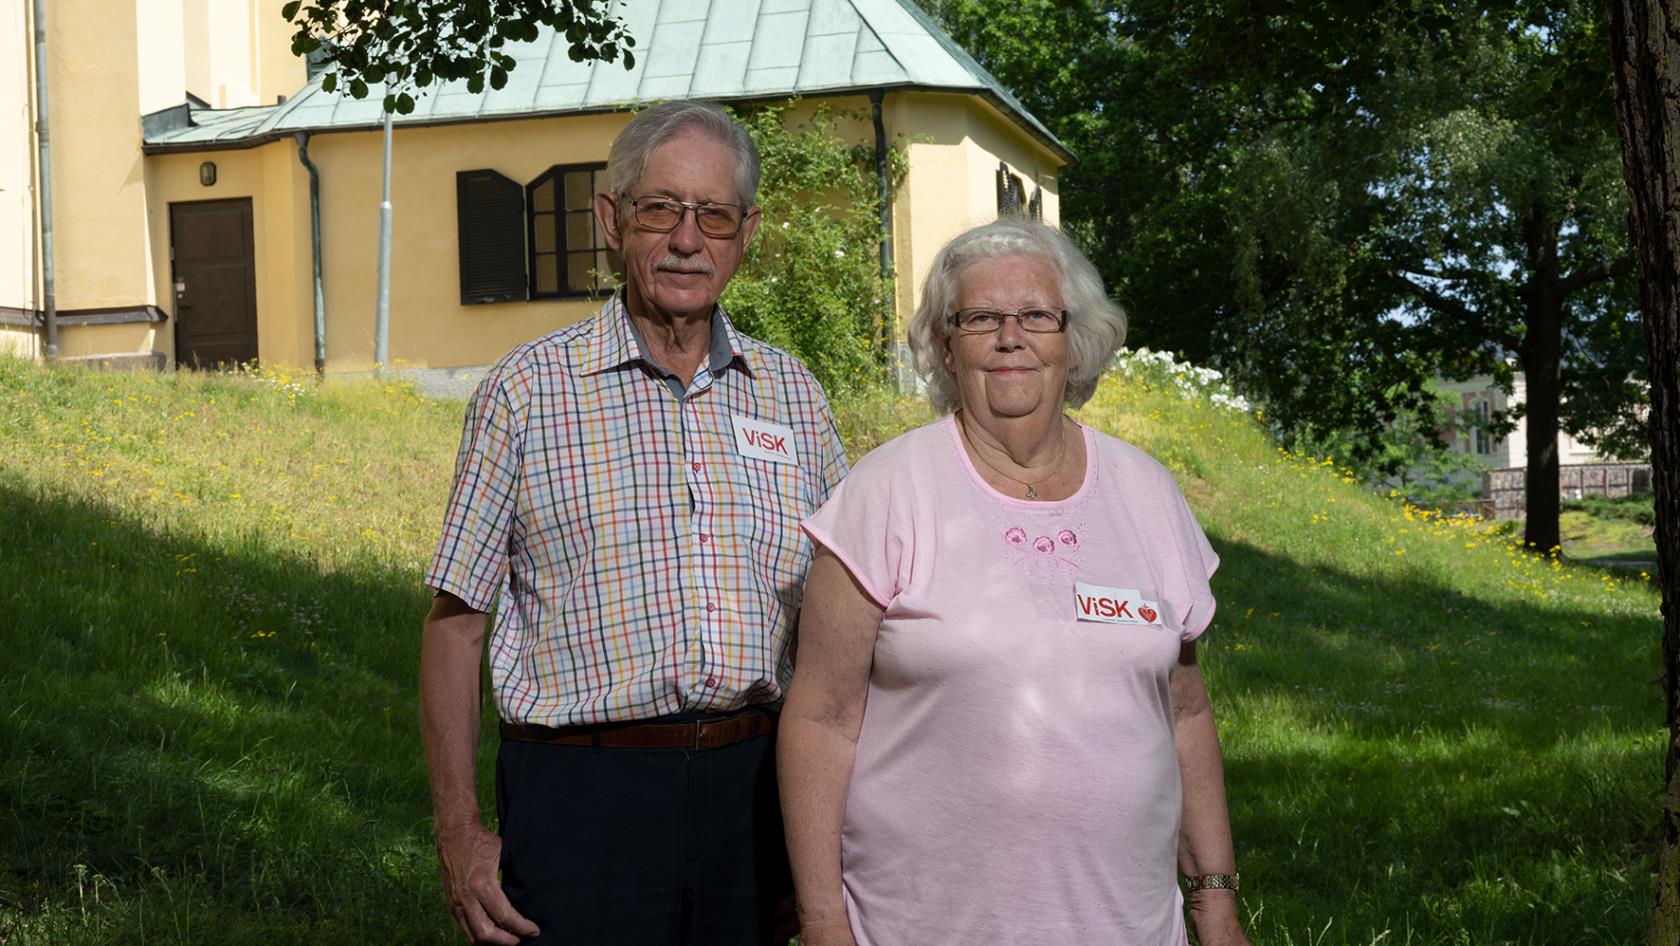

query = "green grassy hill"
[0, 354, 1662, 944]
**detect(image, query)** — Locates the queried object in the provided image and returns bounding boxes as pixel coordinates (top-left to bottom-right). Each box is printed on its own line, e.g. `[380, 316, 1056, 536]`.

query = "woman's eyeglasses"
[947, 308, 1070, 335]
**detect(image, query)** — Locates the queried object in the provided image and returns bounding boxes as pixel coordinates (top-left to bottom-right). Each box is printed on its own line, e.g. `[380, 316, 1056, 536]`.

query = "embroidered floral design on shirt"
[1000, 523, 1084, 583]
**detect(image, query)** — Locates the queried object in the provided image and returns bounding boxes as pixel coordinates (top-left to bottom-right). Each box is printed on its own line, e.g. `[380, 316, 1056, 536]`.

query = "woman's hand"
[797, 912, 859, 946]
[1189, 889, 1252, 946]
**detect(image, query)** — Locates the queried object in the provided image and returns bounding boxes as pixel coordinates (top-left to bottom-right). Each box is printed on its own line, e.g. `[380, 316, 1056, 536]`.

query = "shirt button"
[705, 676, 718, 688]
[705, 602, 716, 612]
[699, 532, 710, 544]
[691, 461, 702, 472]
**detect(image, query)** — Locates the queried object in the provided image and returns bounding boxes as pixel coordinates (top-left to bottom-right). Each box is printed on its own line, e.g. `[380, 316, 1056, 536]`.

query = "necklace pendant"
[1025, 485, 1039, 500]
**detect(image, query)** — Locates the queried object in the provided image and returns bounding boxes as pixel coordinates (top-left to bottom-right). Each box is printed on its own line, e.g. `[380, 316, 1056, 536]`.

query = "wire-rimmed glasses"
[628, 196, 748, 238]
[947, 307, 1070, 335]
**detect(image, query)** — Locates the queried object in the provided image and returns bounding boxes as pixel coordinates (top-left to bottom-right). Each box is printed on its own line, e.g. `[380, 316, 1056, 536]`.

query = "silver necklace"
[958, 414, 1068, 500]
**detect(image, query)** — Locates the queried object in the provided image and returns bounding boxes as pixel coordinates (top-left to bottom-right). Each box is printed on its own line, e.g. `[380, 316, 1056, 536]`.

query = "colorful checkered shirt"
[425, 296, 849, 726]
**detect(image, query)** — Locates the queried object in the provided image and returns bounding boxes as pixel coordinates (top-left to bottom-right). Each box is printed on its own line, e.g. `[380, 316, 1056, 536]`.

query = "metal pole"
[32, 0, 57, 361]
[374, 109, 392, 371]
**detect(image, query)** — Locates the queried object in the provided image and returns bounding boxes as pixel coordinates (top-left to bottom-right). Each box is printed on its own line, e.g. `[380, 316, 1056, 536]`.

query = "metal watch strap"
[1185, 872, 1240, 892]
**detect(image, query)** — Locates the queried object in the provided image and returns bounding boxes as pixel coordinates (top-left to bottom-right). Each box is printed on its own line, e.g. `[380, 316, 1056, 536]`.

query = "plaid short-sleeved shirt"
[425, 296, 849, 725]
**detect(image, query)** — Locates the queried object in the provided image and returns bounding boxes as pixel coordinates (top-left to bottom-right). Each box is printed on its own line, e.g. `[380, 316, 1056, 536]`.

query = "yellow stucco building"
[4, 0, 1068, 383]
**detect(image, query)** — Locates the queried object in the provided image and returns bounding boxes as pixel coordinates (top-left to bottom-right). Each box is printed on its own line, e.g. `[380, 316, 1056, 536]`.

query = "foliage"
[0, 355, 1661, 943]
[1561, 491, 1658, 528]
[925, 0, 1646, 549]
[1293, 381, 1487, 501]
[721, 103, 904, 398]
[281, 0, 634, 113]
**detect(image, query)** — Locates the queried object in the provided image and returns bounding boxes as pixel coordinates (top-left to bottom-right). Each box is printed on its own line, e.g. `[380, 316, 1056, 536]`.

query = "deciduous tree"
[1602, 0, 1680, 940]
[928, 0, 1645, 552]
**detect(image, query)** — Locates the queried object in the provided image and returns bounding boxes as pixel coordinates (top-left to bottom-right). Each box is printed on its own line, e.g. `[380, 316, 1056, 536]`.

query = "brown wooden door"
[171, 199, 258, 368]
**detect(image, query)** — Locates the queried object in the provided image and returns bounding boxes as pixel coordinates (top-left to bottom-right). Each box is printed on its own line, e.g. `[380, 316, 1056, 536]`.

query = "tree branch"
[1557, 255, 1635, 297]
[1388, 272, 1521, 350]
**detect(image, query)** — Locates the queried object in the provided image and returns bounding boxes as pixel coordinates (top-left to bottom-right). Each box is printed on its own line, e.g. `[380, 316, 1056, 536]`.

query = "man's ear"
[739, 206, 762, 247]
[595, 192, 623, 253]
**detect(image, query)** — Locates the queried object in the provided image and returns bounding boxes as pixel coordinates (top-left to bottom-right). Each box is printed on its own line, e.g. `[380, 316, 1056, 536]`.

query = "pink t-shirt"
[801, 415, 1219, 946]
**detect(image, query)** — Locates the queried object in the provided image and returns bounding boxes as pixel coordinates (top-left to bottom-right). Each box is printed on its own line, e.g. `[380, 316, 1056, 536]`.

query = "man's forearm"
[420, 603, 490, 831]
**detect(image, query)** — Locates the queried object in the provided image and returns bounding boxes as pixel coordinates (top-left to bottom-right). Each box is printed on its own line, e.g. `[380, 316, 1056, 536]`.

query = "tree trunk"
[1522, 213, 1566, 554]
[1603, 1, 1680, 943]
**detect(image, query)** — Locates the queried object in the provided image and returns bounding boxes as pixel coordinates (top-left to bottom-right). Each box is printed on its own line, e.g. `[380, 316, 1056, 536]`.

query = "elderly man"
[421, 101, 847, 946]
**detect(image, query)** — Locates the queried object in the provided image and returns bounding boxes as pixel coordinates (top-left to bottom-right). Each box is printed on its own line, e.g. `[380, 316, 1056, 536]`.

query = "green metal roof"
[143, 0, 1070, 162]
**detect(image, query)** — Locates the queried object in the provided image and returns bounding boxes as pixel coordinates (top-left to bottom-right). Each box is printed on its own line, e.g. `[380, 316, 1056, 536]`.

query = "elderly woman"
[778, 218, 1251, 946]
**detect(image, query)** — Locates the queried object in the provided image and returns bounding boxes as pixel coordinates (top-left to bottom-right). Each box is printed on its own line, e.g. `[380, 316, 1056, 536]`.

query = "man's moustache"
[654, 257, 716, 276]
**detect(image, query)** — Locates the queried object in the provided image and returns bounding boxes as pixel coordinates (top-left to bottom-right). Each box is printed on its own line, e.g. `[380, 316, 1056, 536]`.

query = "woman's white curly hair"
[908, 217, 1128, 413]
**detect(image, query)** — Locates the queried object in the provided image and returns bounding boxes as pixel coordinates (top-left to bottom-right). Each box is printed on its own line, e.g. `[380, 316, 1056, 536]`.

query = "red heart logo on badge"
[1138, 606, 1158, 623]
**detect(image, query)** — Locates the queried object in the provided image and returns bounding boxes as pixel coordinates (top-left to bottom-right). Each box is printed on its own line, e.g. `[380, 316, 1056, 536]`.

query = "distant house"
[1435, 373, 1650, 515]
[3, 0, 1070, 382]
[1436, 373, 1610, 471]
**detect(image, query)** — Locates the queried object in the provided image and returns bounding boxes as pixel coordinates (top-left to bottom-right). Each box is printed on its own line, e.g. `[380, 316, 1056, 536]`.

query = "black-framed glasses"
[627, 196, 749, 238]
[947, 307, 1070, 335]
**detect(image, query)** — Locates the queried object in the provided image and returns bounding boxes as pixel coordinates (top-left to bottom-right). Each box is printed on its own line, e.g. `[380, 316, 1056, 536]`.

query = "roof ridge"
[844, 0, 897, 70]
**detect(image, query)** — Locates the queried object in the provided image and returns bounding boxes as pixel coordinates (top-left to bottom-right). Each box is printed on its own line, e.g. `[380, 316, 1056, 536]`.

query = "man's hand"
[795, 913, 858, 946]
[436, 820, 539, 944]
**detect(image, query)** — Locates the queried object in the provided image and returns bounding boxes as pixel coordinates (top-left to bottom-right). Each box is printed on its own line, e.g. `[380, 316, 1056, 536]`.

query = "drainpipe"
[294, 132, 325, 373]
[32, 0, 57, 361]
[374, 110, 392, 372]
[869, 90, 896, 382]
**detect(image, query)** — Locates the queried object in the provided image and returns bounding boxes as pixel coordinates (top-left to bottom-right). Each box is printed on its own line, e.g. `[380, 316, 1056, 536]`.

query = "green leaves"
[721, 104, 905, 396]
[926, 0, 1642, 490]
[280, 0, 638, 114]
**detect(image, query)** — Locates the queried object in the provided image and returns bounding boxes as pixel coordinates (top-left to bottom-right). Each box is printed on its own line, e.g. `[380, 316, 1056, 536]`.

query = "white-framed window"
[1474, 400, 1492, 455]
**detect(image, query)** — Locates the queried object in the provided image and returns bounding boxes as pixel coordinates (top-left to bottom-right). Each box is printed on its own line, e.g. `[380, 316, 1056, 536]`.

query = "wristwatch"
[1184, 872, 1240, 892]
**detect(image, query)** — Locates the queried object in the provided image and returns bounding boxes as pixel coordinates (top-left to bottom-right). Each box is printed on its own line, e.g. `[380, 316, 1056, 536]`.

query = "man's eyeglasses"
[628, 196, 749, 239]
[947, 308, 1070, 335]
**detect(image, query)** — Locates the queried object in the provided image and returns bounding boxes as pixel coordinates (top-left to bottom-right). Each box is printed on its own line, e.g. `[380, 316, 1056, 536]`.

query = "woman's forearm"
[1171, 653, 1250, 946]
[778, 709, 863, 922]
[779, 551, 882, 935]
[1174, 701, 1237, 879]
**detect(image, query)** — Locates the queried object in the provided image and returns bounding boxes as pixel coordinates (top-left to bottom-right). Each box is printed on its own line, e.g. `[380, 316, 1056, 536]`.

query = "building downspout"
[868, 90, 899, 385]
[32, 0, 57, 361]
[294, 133, 325, 373]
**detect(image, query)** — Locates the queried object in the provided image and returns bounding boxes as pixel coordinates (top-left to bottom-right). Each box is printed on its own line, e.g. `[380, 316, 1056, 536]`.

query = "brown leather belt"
[500, 708, 777, 750]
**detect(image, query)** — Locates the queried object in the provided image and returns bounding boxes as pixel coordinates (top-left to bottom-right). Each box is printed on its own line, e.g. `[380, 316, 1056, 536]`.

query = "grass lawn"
[0, 354, 1663, 945]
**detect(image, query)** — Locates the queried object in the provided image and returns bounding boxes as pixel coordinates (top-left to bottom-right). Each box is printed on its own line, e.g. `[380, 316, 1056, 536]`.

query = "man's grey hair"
[908, 217, 1129, 413]
[604, 101, 761, 207]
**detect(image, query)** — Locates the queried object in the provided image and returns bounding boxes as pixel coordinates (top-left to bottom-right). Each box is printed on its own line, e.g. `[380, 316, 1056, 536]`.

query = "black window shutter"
[457, 169, 528, 305]
[996, 163, 1016, 216]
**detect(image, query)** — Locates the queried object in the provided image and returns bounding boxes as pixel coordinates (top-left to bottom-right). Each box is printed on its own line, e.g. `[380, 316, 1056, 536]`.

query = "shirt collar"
[581, 292, 754, 378]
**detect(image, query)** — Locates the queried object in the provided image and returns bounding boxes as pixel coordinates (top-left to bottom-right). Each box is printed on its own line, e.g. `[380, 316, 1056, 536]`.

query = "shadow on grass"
[1202, 538, 1661, 944]
[0, 481, 468, 945]
[0, 481, 1662, 945]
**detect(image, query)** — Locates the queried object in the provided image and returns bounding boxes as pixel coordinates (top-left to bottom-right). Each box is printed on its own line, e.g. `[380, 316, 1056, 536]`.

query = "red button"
[691, 461, 702, 472]
[705, 676, 719, 687]
[699, 533, 710, 544]
[705, 602, 716, 612]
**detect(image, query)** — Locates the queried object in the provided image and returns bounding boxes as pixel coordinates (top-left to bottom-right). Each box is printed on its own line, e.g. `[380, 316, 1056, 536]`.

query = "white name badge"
[1073, 582, 1162, 626]
[731, 415, 799, 466]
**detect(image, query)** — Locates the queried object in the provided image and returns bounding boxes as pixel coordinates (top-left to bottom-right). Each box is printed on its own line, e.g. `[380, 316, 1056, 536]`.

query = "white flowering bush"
[1108, 347, 1253, 413]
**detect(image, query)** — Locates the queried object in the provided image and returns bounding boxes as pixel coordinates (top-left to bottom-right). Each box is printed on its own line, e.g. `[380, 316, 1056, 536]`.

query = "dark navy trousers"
[495, 731, 793, 945]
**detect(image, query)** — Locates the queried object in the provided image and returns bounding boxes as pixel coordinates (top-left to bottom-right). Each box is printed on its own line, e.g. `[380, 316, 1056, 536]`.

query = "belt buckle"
[690, 719, 705, 751]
